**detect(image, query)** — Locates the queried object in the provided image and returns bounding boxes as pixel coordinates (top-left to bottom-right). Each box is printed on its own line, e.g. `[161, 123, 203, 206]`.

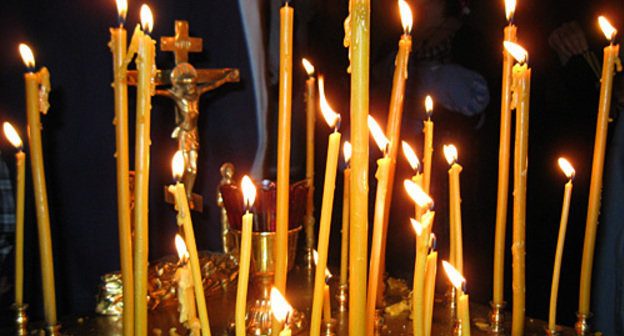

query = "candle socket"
[374, 308, 385, 336]
[488, 301, 506, 333]
[303, 247, 315, 271]
[453, 317, 464, 336]
[336, 283, 348, 312]
[11, 303, 28, 336]
[44, 323, 62, 336]
[322, 318, 337, 336]
[545, 326, 561, 336]
[446, 288, 458, 320]
[574, 312, 592, 336]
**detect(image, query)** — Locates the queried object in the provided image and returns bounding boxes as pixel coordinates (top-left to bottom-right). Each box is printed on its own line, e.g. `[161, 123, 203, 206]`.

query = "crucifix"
[127, 20, 240, 212]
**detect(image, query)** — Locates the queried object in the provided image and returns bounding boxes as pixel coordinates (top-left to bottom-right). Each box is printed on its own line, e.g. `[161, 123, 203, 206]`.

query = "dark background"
[0, 0, 622, 330]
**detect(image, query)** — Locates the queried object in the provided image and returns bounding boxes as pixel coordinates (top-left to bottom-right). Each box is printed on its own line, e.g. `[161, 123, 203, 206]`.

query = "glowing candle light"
[271, 287, 294, 336]
[236, 176, 257, 336]
[443, 261, 471, 336]
[548, 158, 575, 333]
[340, 141, 351, 287]
[402, 141, 424, 216]
[20, 43, 57, 327]
[302, 58, 317, 257]
[422, 95, 434, 194]
[579, 16, 622, 319]
[174, 235, 200, 336]
[310, 77, 341, 336]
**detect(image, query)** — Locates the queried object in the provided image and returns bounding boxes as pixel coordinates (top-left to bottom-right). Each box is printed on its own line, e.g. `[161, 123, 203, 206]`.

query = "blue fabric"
[0, 152, 15, 266]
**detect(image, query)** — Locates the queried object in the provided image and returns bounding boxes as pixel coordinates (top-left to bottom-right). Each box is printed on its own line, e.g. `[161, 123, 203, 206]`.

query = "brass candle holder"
[545, 326, 561, 336]
[44, 323, 62, 336]
[453, 317, 464, 336]
[336, 283, 348, 312]
[11, 303, 28, 336]
[488, 301, 506, 333]
[322, 318, 337, 336]
[303, 247, 315, 271]
[446, 287, 457, 320]
[574, 312, 591, 336]
[374, 308, 385, 335]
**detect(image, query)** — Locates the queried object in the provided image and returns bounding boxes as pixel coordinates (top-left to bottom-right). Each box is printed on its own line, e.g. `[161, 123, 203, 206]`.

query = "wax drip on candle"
[402, 141, 421, 174]
[19, 44, 35, 73]
[318, 76, 341, 131]
[140, 4, 153, 35]
[116, 0, 128, 27]
[505, 0, 516, 24]
[3, 122, 24, 151]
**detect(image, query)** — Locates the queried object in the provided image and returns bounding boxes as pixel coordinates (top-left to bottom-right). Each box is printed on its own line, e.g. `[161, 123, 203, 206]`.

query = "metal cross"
[160, 20, 202, 64]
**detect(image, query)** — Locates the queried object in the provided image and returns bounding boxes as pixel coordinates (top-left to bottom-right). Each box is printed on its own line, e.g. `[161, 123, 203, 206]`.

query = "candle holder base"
[44, 323, 62, 336]
[488, 301, 506, 334]
[545, 326, 562, 336]
[453, 318, 463, 336]
[322, 318, 337, 336]
[303, 247, 315, 271]
[375, 308, 385, 336]
[336, 284, 348, 312]
[246, 300, 306, 335]
[575, 312, 592, 336]
[11, 303, 28, 336]
[446, 288, 457, 321]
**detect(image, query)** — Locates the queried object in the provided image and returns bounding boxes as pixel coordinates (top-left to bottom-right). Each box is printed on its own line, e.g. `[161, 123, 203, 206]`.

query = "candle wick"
[462, 282, 467, 294]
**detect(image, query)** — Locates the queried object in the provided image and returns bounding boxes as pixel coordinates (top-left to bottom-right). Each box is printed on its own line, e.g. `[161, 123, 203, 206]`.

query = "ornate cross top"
[160, 20, 202, 64]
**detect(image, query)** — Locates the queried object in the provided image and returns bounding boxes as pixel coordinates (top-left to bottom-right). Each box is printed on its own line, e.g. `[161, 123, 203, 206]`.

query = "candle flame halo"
[271, 287, 293, 323]
[368, 115, 390, 153]
[344, 141, 352, 164]
[398, 0, 413, 34]
[241, 175, 257, 208]
[505, 0, 516, 22]
[443, 144, 458, 165]
[442, 260, 466, 291]
[116, 0, 128, 22]
[558, 157, 575, 180]
[3, 122, 23, 149]
[318, 76, 341, 129]
[171, 150, 184, 180]
[411, 218, 423, 236]
[404, 179, 433, 208]
[598, 16, 617, 41]
[402, 141, 420, 171]
[302, 58, 315, 76]
[140, 4, 154, 33]
[425, 95, 434, 115]
[19, 44, 35, 69]
[174, 234, 189, 261]
[503, 41, 528, 64]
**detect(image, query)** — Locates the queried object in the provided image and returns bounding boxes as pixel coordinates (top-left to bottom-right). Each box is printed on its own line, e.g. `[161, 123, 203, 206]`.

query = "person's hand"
[548, 21, 589, 65]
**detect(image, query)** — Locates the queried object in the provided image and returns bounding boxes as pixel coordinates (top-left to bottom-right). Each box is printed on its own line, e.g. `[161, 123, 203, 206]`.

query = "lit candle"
[174, 235, 200, 336]
[548, 158, 575, 332]
[422, 96, 434, 194]
[365, 115, 392, 335]
[424, 234, 438, 336]
[274, 0, 294, 297]
[310, 77, 342, 336]
[302, 58, 317, 255]
[271, 287, 294, 336]
[443, 261, 471, 336]
[109, 1, 134, 334]
[3, 123, 25, 307]
[504, 40, 531, 336]
[19, 43, 57, 327]
[402, 141, 423, 216]
[133, 6, 156, 335]
[444, 144, 464, 274]
[323, 267, 333, 321]
[169, 151, 212, 336]
[340, 141, 351, 287]
[236, 176, 257, 336]
[493, 0, 517, 306]
[348, 0, 370, 332]
[579, 16, 622, 316]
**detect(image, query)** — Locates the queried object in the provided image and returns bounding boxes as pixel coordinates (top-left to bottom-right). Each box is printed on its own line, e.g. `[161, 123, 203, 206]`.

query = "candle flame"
[442, 260, 466, 291]
[174, 234, 189, 261]
[505, 0, 516, 22]
[271, 287, 293, 323]
[318, 76, 340, 129]
[404, 179, 433, 208]
[19, 44, 35, 69]
[172, 151, 185, 180]
[368, 116, 390, 153]
[558, 157, 575, 180]
[398, 0, 413, 34]
[241, 175, 257, 208]
[3, 122, 23, 148]
[429, 233, 437, 250]
[411, 218, 423, 236]
[425, 95, 434, 115]
[116, 0, 128, 22]
[312, 250, 332, 279]
[402, 141, 420, 171]
[344, 141, 352, 164]
[443, 144, 458, 165]
[503, 41, 528, 64]
[140, 4, 153, 33]
[302, 58, 315, 76]
[599, 16, 617, 41]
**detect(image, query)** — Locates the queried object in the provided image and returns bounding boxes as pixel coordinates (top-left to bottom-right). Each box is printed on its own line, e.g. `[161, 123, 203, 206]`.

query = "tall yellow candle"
[109, 1, 134, 334]
[422, 96, 434, 194]
[505, 41, 531, 336]
[310, 77, 342, 336]
[548, 158, 575, 332]
[579, 16, 622, 316]
[323, 281, 332, 321]
[275, 0, 294, 297]
[4, 123, 25, 306]
[365, 116, 391, 335]
[19, 43, 57, 327]
[302, 58, 317, 255]
[444, 261, 471, 336]
[236, 176, 257, 336]
[170, 152, 212, 336]
[174, 235, 200, 336]
[424, 238, 438, 336]
[444, 144, 464, 274]
[493, 0, 517, 305]
[133, 7, 156, 335]
[340, 142, 351, 287]
[348, 0, 370, 332]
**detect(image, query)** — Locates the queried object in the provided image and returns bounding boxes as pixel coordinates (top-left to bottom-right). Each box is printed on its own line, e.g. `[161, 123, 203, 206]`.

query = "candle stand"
[546, 326, 562, 336]
[322, 318, 337, 336]
[336, 284, 348, 312]
[574, 312, 591, 336]
[488, 301, 506, 333]
[44, 323, 62, 336]
[11, 303, 28, 336]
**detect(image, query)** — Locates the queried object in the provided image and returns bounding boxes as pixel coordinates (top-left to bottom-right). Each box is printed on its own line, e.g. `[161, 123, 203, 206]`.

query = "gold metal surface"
[488, 301, 506, 334]
[574, 312, 591, 336]
[11, 303, 28, 336]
